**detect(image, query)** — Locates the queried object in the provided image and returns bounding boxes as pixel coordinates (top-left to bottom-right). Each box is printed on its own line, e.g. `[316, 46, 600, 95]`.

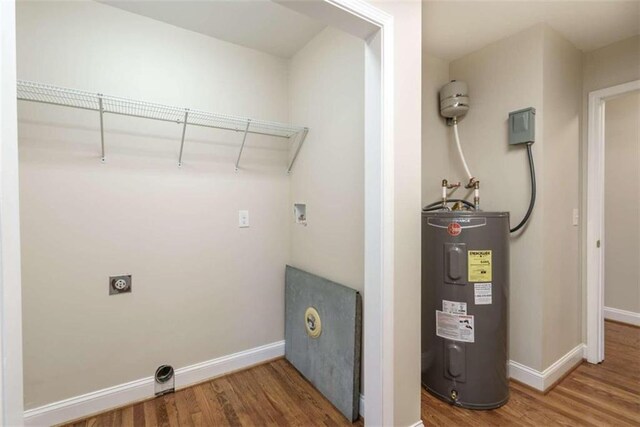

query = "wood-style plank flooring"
[66, 321, 638, 426]
[422, 320, 639, 426]
[64, 358, 362, 427]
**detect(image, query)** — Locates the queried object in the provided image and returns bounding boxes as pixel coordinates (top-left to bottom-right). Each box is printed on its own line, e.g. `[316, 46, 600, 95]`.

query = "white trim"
[604, 307, 640, 327]
[0, 0, 25, 425]
[508, 344, 586, 392]
[365, 23, 397, 427]
[280, 2, 395, 425]
[409, 421, 425, 427]
[586, 79, 640, 364]
[23, 341, 285, 427]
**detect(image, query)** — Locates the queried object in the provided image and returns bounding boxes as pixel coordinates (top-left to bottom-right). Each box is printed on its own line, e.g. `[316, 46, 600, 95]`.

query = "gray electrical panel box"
[508, 107, 535, 145]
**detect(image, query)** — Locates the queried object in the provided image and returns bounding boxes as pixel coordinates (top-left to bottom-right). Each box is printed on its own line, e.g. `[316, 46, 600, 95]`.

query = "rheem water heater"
[421, 211, 509, 409]
[421, 81, 537, 410]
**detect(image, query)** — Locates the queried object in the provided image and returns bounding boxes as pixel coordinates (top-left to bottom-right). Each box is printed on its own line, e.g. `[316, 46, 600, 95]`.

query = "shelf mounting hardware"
[235, 120, 251, 172]
[287, 128, 309, 174]
[16, 80, 309, 173]
[98, 94, 105, 162]
[178, 109, 189, 167]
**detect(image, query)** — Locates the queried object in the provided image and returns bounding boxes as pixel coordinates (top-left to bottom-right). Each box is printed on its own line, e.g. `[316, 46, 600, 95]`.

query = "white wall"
[17, 0, 292, 409]
[288, 27, 364, 292]
[583, 36, 640, 96]
[448, 25, 547, 370]
[541, 27, 582, 368]
[604, 91, 640, 314]
[430, 24, 583, 372]
[421, 53, 450, 204]
[287, 24, 365, 404]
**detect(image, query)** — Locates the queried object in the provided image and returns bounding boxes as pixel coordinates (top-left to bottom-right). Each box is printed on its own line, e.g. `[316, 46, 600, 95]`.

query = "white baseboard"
[23, 340, 285, 427]
[604, 306, 640, 327]
[508, 343, 585, 392]
[357, 395, 423, 427]
[24, 339, 590, 426]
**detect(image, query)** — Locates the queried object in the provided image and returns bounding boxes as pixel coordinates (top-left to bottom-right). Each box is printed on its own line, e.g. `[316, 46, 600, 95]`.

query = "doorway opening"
[585, 80, 640, 364]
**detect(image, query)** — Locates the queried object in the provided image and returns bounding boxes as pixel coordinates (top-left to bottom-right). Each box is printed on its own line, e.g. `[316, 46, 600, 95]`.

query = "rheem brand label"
[447, 222, 462, 236]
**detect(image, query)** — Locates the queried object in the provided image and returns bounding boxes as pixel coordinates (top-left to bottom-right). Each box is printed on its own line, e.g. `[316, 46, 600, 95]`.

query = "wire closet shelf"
[16, 80, 309, 173]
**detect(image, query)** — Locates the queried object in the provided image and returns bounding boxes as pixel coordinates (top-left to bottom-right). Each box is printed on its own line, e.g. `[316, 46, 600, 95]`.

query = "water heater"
[421, 211, 509, 409]
[422, 81, 535, 410]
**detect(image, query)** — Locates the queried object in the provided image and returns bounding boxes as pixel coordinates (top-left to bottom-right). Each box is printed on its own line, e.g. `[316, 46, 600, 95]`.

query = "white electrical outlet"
[239, 210, 250, 228]
[572, 208, 579, 226]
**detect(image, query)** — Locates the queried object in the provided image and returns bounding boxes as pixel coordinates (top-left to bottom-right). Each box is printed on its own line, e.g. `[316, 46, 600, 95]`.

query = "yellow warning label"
[468, 250, 492, 282]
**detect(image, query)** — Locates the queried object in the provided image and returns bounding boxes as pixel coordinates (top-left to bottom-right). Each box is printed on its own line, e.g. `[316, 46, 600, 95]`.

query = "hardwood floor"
[422, 320, 639, 426]
[64, 359, 362, 427]
[65, 321, 638, 427]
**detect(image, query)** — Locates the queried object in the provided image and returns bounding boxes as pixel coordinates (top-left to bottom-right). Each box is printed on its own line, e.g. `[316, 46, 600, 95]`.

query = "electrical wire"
[423, 199, 476, 211]
[453, 121, 473, 182]
[422, 205, 448, 212]
[510, 143, 536, 233]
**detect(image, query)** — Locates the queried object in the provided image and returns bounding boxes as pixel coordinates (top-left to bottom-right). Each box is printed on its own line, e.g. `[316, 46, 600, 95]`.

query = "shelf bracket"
[98, 95, 105, 162]
[287, 128, 309, 174]
[178, 109, 189, 167]
[235, 120, 251, 172]
[16, 81, 310, 167]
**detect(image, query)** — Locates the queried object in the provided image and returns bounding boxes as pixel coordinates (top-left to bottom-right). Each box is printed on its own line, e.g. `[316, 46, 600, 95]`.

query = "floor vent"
[154, 365, 175, 396]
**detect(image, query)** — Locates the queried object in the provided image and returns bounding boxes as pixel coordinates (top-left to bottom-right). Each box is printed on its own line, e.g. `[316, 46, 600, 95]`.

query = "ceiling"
[99, 0, 326, 58]
[423, 1, 640, 61]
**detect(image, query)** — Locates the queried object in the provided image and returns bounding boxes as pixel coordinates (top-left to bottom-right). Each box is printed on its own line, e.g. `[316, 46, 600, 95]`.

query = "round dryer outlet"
[109, 275, 132, 295]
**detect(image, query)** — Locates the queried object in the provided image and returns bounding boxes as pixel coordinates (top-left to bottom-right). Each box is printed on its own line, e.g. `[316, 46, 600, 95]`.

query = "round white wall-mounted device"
[304, 306, 322, 338]
[440, 80, 469, 119]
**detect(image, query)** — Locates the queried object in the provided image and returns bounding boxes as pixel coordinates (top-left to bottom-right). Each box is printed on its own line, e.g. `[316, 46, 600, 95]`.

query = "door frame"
[0, 0, 396, 425]
[1, 0, 24, 425]
[585, 79, 640, 364]
[277, 1, 395, 423]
